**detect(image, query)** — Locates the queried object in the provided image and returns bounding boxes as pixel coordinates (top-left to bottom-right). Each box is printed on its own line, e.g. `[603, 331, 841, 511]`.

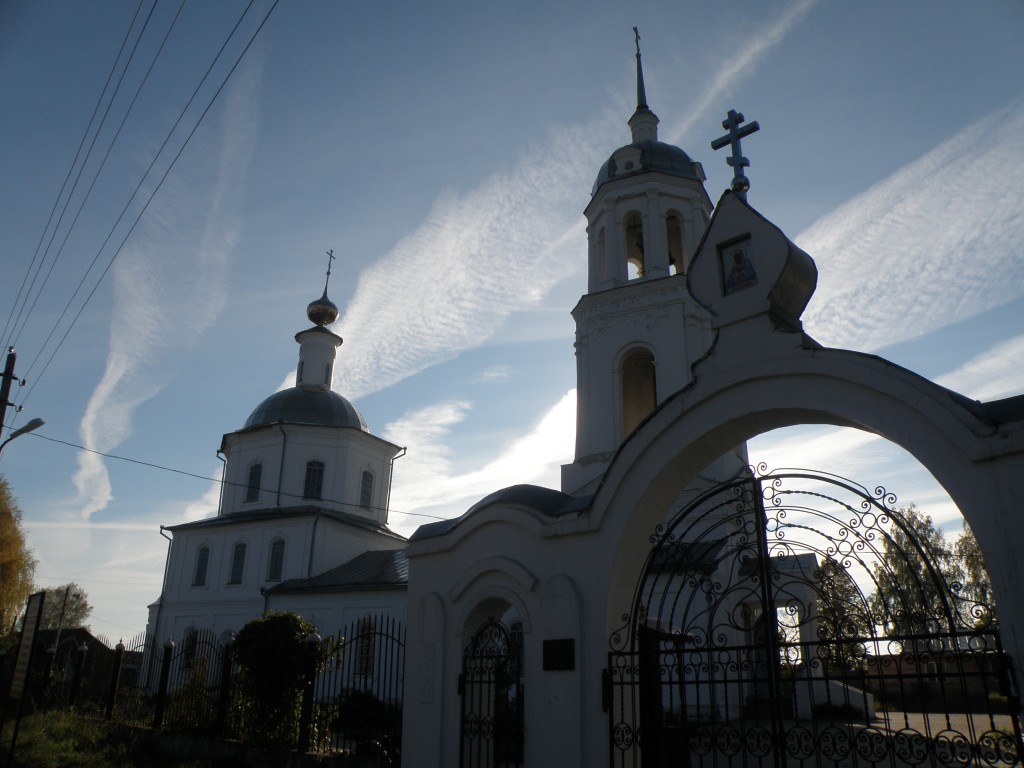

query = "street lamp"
[0, 417, 44, 458]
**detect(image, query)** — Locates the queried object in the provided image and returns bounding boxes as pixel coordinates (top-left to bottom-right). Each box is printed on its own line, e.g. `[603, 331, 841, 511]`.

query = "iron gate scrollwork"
[607, 466, 1023, 768]
[460, 619, 524, 768]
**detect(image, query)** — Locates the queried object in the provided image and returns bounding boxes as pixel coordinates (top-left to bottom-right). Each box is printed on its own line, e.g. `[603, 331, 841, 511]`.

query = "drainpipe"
[276, 423, 288, 507]
[386, 447, 407, 525]
[148, 525, 173, 688]
[307, 513, 321, 578]
[215, 450, 226, 514]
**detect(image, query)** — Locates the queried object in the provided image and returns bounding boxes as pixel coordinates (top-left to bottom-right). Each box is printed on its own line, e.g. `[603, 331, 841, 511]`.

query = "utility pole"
[0, 347, 18, 424]
[0, 347, 45, 458]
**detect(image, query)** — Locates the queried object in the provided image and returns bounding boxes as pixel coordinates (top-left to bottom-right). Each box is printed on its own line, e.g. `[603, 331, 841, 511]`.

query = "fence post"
[69, 642, 88, 708]
[152, 639, 175, 729]
[104, 640, 125, 720]
[216, 639, 233, 737]
[297, 631, 320, 752]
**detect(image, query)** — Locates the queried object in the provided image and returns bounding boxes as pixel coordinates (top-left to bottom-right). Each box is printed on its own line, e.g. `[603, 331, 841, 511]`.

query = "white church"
[148, 36, 1024, 768]
[146, 285, 409, 645]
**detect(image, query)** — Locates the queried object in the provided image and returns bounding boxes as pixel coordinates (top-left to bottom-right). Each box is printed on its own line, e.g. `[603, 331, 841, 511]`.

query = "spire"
[628, 27, 659, 143]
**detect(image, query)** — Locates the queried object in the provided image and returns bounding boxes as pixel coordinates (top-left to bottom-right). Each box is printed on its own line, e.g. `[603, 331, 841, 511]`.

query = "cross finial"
[324, 249, 335, 293]
[711, 109, 760, 200]
[632, 27, 648, 111]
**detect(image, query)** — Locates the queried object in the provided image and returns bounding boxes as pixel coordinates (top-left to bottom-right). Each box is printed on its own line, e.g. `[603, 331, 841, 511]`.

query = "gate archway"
[607, 467, 1021, 768]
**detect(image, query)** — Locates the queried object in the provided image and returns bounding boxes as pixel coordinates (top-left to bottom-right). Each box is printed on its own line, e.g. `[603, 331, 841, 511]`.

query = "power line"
[23, 430, 450, 522]
[0, 0, 148, 352]
[13, 0, 280, 414]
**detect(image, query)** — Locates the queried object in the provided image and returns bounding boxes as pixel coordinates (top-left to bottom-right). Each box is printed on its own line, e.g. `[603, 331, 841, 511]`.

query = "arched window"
[323, 362, 332, 386]
[297, 360, 305, 384]
[359, 470, 374, 510]
[228, 542, 246, 585]
[621, 348, 657, 437]
[192, 545, 210, 587]
[666, 213, 684, 275]
[624, 211, 645, 279]
[303, 460, 324, 500]
[244, 463, 262, 503]
[267, 539, 285, 582]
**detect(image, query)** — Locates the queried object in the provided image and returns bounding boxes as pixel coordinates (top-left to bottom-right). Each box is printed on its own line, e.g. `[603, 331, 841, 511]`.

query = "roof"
[164, 505, 405, 541]
[243, 386, 367, 431]
[592, 139, 700, 195]
[267, 549, 408, 594]
[410, 484, 589, 542]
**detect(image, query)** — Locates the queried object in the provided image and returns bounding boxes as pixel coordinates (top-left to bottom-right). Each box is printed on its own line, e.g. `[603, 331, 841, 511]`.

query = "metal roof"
[267, 549, 408, 594]
[243, 386, 367, 431]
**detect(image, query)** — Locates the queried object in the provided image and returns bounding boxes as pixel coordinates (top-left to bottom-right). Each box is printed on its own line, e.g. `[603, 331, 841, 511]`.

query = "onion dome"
[307, 290, 339, 326]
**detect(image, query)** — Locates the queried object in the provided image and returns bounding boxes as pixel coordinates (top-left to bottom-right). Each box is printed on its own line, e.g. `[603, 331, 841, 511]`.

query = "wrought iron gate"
[460, 619, 524, 768]
[607, 467, 1022, 768]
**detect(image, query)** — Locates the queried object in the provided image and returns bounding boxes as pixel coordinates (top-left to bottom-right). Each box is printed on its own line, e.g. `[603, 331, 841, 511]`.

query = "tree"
[0, 474, 36, 633]
[37, 582, 92, 630]
[953, 520, 997, 628]
[233, 612, 324, 748]
[815, 556, 872, 671]
[869, 504, 959, 637]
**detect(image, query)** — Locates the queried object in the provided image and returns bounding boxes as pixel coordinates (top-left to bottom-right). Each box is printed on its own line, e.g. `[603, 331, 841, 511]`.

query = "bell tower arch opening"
[620, 347, 656, 438]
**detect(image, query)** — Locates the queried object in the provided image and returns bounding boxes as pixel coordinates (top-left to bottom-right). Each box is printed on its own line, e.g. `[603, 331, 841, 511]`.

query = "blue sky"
[1, 0, 1022, 639]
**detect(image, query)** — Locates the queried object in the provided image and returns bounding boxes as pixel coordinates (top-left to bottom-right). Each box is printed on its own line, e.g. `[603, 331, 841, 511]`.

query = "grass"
[0, 710, 215, 768]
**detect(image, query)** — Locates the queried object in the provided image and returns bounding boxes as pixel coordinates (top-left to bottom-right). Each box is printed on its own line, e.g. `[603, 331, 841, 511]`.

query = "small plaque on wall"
[543, 638, 575, 671]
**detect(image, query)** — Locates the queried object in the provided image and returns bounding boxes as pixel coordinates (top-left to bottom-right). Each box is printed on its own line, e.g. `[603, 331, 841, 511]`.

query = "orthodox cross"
[324, 249, 335, 292]
[711, 109, 760, 200]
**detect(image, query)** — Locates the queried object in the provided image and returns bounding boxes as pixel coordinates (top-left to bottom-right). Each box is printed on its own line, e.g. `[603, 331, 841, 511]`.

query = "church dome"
[244, 387, 368, 431]
[592, 139, 700, 195]
[307, 291, 339, 326]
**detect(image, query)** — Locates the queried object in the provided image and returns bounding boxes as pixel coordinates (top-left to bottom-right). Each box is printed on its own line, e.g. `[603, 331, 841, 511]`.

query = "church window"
[359, 470, 374, 510]
[244, 463, 262, 503]
[624, 211, 645, 279]
[356, 616, 376, 676]
[323, 362, 332, 386]
[183, 628, 199, 670]
[666, 213, 684, 274]
[621, 348, 657, 437]
[267, 539, 285, 582]
[228, 542, 246, 584]
[303, 460, 324, 500]
[297, 360, 305, 384]
[192, 546, 210, 587]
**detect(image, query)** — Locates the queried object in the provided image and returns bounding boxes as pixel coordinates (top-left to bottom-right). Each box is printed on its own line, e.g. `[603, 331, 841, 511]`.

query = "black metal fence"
[1, 614, 405, 764]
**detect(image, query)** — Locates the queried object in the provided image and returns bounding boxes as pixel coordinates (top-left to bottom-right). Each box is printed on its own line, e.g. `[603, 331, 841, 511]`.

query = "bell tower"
[562, 32, 717, 495]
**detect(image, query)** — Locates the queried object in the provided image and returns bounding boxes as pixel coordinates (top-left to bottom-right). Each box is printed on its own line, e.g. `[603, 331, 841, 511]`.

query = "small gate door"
[460, 619, 524, 768]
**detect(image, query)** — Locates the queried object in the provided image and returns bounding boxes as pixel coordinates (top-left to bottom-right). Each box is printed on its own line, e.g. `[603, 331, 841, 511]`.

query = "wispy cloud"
[665, 0, 817, 142]
[384, 390, 576, 536]
[72, 56, 262, 519]
[800, 98, 1024, 352]
[935, 333, 1024, 403]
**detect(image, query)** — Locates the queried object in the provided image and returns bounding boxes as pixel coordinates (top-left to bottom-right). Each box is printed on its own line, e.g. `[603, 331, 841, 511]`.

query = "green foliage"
[37, 582, 93, 630]
[232, 612, 323, 748]
[0, 710, 217, 767]
[815, 556, 872, 671]
[869, 504, 959, 636]
[0, 474, 36, 633]
[954, 520, 997, 628]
